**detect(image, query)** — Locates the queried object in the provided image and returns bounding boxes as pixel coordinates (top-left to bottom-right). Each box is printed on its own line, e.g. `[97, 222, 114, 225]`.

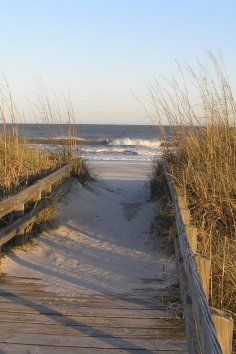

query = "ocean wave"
[29, 134, 164, 163]
[110, 138, 162, 147]
[33, 136, 163, 148]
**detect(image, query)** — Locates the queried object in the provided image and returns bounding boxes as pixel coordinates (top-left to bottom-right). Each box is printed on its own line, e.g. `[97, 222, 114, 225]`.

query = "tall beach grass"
[0, 81, 91, 200]
[149, 56, 235, 317]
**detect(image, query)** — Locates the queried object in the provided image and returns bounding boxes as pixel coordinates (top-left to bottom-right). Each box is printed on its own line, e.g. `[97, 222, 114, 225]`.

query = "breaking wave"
[30, 136, 164, 162]
[110, 138, 162, 147]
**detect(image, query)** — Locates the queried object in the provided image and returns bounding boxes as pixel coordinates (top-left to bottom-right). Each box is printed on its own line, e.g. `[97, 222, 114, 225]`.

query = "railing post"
[178, 195, 187, 209]
[211, 308, 233, 354]
[185, 225, 198, 253]
[194, 253, 211, 300]
[180, 208, 191, 225]
[15, 203, 25, 217]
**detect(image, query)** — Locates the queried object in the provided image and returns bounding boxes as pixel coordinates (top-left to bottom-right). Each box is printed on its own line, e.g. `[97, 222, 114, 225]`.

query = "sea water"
[4, 124, 173, 162]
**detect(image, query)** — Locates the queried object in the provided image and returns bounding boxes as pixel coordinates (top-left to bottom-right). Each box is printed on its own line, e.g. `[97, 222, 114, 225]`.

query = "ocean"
[6, 124, 173, 162]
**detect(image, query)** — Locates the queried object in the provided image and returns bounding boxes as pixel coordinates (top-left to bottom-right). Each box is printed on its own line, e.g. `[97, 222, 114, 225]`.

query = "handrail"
[0, 179, 72, 247]
[0, 164, 72, 218]
[0, 164, 72, 248]
[163, 163, 222, 354]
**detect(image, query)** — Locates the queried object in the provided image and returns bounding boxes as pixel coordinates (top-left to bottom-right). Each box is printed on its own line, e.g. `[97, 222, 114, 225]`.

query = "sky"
[0, 0, 235, 124]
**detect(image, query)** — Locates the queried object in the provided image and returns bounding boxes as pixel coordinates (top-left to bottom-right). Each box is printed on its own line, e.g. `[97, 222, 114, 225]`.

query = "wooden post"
[15, 203, 25, 217]
[194, 253, 211, 300]
[185, 225, 198, 253]
[180, 208, 191, 225]
[174, 237, 200, 353]
[211, 307, 233, 354]
[178, 195, 187, 209]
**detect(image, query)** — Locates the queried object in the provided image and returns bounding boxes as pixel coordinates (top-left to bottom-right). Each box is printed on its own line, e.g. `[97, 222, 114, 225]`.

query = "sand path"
[2, 162, 176, 297]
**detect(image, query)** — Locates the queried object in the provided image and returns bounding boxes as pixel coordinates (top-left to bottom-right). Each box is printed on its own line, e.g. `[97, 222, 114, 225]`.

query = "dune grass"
[0, 135, 61, 198]
[0, 83, 92, 200]
[149, 56, 236, 317]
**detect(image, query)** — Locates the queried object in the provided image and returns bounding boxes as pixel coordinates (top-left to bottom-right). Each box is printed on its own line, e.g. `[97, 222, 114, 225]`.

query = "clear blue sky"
[0, 0, 235, 124]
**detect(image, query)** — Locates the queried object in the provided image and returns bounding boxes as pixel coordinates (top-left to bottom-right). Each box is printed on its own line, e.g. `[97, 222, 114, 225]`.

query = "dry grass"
[0, 82, 92, 199]
[0, 135, 62, 198]
[149, 56, 236, 317]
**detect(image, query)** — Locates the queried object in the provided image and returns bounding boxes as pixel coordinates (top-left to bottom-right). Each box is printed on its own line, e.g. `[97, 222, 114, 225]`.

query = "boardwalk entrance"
[0, 162, 188, 353]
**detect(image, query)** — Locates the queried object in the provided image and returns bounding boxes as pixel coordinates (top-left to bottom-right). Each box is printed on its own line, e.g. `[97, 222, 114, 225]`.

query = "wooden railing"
[0, 164, 72, 248]
[163, 164, 233, 354]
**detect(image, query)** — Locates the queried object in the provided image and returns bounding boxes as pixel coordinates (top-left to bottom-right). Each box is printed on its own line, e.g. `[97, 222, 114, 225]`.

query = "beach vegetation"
[149, 56, 236, 319]
[0, 82, 92, 199]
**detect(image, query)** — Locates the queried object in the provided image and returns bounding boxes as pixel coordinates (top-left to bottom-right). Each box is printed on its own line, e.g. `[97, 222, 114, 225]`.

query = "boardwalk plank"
[0, 299, 180, 310]
[0, 312, 183, 328]
[0, 344, 188, 354]
[0, 304, 179, 318]
[0, 322, 186, 338]
[0, 333, 188, 350]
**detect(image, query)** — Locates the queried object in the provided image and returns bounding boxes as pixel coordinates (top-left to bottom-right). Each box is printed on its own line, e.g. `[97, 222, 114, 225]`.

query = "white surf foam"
[111, 138, 162, 148]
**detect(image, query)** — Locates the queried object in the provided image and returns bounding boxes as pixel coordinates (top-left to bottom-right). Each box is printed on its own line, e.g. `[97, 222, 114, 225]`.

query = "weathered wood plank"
[0, 298, 181, 312]
[0, 275, 42, 281]
[194, 253, 211, 300]
[180, 208, 191, 225]
[0, 164, 72, 218]
[211, 308, 234, 354]
[174, 237, 200, 354]
[0, 298, 180, 311]
[0, 322, 186, 338]
[0, 344, 189, 354]
[185, 225, 198, 253]
[15, 204, 25, 217]
[0, 333, 188, 350]
[0, 179, 72, 248]
[0, 305, 179, 318]
[0, 313, 182, 328]
[0, 293, 180, 303]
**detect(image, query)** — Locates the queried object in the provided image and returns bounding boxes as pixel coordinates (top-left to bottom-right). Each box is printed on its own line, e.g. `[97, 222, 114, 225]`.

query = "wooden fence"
[0, 164, 72, 249]
[163, 164, 233, 354]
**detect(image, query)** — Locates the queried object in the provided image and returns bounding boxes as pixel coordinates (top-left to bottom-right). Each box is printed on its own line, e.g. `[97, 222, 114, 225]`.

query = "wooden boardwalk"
[0, 275, 187, 353]
[0, 163, 188, 353]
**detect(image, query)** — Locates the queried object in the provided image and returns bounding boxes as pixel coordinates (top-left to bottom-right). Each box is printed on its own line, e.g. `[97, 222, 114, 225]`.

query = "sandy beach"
[88, 161, 153, 180]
